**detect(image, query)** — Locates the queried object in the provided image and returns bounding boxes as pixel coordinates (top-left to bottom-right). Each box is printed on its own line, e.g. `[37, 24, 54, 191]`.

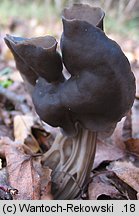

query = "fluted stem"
[42, 127, 97, 199]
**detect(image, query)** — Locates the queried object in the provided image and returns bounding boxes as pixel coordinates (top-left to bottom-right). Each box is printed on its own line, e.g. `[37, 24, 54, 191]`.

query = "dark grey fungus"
[4, 4, 136, 199]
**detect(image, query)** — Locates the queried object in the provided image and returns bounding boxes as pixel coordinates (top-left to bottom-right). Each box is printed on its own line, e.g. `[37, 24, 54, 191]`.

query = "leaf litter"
[0, 137, 52, 200]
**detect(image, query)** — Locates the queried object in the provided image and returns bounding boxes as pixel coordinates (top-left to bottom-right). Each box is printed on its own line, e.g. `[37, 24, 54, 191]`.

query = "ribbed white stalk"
[42, 127, 97, 199]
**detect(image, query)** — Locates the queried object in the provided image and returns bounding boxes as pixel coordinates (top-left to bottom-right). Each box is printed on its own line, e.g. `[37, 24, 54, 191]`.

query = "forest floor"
[0, 12, 139, 200]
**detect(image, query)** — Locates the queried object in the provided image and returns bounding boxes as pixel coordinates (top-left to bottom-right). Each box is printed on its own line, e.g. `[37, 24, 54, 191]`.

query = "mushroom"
[4, 4, 135, 200]
[4, 35, 64, 94]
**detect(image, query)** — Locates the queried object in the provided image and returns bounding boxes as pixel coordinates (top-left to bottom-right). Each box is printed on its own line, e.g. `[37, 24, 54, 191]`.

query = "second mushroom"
[4, 4, 135, 199]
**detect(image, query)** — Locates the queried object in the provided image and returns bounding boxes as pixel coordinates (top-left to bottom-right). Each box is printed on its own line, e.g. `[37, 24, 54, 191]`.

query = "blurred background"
[0, 0, 139, 93]
[0, 0, 139, 63]
[0, 0, 139, 58]
[0, 0, 139, 38]
[0, 0, 139, 88]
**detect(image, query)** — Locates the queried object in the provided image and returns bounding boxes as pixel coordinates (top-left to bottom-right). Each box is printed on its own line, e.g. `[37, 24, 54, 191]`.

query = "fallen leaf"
[41, 182, 53, 200]
[108, 156, 139, 193]
[1, 137, 40, 199]
[88, 172, 122, 200]
[0, 137, 52, 200]
[31, 157, 52, 200]
[89, 171, 137, 200]
[123, 100, 139, 154]
[14, 114, 40, 153]
[40, 167, 53, 200]
[94, 119, 126, 169]
[14, 114, 34, 141]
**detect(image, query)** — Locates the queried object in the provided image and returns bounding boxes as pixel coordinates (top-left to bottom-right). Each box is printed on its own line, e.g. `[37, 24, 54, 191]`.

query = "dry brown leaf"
[14, 114, 40, 153]
[3, 137, 40, 199]
[41, 182, 53, 200]
[89, 171, 137, 200]
[125, 138, 139, 154]
[32, 158, 53, 200]
[0, 137, 52, 200]
[123, 101, 139, 154]
[94, 119, 126, 169]
[108, 158, 139, 193]
[40, 167, 53, 200]
[14, 115, 34, 141]
[88, 173, 121, 200]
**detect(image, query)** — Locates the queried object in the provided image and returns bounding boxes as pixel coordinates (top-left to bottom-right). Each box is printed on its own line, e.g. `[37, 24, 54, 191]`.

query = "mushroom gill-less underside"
[4, 4, 135, 199]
